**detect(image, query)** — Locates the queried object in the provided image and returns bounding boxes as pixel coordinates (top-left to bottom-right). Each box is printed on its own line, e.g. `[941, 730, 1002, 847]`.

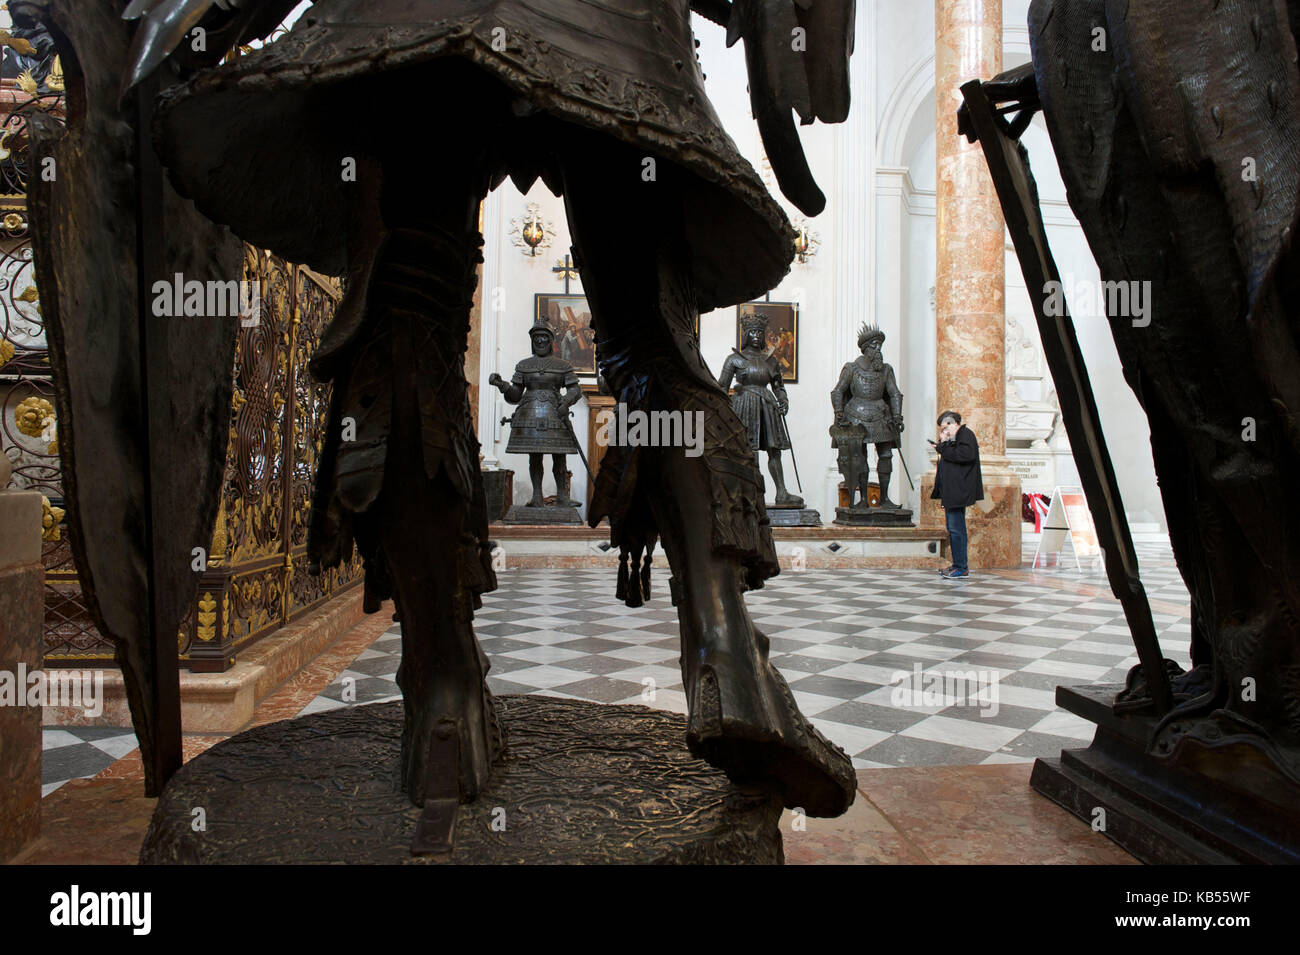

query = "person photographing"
[928, 410, 983, 579]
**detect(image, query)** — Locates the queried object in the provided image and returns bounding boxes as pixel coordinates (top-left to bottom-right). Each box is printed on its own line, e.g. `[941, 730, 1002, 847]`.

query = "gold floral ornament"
[14, 68, 37, 96]
[15, 395, 53, 437]
[14, 395, 57, 453]
[196, 593, 218, 642]
[0, 338, 13, 366]
[40, 495, 64, 541]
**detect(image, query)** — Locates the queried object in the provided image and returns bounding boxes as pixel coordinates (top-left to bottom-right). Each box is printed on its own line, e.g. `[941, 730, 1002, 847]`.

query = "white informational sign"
[1032, 486, 1101, 572]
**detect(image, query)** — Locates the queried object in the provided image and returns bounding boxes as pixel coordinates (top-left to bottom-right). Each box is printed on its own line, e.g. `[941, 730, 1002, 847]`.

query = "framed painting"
[535, 293, 597, 378]
[736, 301, 799, 383]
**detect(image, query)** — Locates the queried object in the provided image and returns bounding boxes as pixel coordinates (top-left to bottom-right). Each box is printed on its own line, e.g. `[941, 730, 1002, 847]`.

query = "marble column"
[921, 0, 1021, 567]
[0, 490, 44, 861]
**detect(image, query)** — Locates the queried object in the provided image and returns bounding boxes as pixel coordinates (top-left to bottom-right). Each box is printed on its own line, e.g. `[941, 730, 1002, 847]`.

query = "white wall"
[475, 0, 1166, 528]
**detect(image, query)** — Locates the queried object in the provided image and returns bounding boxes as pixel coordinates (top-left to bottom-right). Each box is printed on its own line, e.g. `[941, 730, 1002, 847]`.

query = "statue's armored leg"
[562, 155, 855, 816]
[332, 147, 500, 807]
[527, 453, 545, 507]
[552, 454, 572, 507]
[769, 450, 804, 507]
[858, 442, 871, 506]
[877, 444, 897, 508]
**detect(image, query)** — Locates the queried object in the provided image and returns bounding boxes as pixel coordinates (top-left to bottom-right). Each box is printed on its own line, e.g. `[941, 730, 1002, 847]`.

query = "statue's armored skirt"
[153, 0, 793, 312]
[505, 358, 581, 455]
[731, 386, 792, 452]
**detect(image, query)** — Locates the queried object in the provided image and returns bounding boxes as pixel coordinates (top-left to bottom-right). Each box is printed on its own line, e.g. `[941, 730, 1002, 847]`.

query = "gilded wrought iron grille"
[182, 251, 361, 672]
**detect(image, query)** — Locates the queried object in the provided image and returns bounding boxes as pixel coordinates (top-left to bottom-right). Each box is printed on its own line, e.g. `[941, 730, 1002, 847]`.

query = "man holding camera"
[929, 410, 983, 579]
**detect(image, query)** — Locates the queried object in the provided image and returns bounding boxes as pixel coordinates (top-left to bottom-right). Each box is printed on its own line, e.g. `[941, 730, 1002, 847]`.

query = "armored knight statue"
[831, 324, 910, 524]
[489, 317, 583, 523]
[717, 311, 803, 510]
[59, 0, 859, 828]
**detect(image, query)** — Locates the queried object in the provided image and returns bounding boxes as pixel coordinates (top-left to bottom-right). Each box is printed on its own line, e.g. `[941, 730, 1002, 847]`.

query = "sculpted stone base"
[767, 506, 822, 527]
[833, 506, 914, 527]
[920, 457, 1021, 569]
[1032, 685, 1300, 864]
[139, 696, 786, 864]
[504, 503, 583, 525]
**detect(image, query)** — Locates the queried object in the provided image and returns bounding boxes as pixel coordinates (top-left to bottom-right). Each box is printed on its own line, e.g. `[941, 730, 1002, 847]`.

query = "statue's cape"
[29, 0, 242, 794]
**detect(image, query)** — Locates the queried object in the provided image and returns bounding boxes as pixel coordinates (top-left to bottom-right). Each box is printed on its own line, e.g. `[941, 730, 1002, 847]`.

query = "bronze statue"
[717, 311, 802, 508]
[959, 0, 1300, 861]
[489, 317, 583, 519]
[37, 0, 861, 829]
[830, 324, 907, 518]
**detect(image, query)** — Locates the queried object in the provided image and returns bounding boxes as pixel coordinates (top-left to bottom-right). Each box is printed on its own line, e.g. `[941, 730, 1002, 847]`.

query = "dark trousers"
[945, 507, 969, 573]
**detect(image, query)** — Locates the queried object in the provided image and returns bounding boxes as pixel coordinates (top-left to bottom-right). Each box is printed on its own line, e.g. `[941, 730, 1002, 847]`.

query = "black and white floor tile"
[301, 562, 1194, 771]
[40, 726, 141, 796]
[43, 537, 1194, 790]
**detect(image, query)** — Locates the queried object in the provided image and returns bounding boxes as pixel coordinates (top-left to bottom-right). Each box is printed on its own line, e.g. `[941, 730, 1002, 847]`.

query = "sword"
[892, 420, 916, 491]
[566, 410, 595, 486]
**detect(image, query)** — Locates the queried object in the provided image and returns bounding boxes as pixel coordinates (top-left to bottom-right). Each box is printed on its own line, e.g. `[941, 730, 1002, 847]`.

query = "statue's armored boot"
[769, 452, 805, 507]
[363, 162, 502, 808]
[527, 454, 546, 507]
[655, 449, 856, 816]
[562, 150, 854, 816]
[877, 457, 899, 509]
[553, 455, 576, 508]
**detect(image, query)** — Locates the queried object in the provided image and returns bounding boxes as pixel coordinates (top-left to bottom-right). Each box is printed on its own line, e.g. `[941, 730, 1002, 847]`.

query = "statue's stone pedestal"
[834, 506, 914, 527]
[139, 696, 785, 864]
[767, 505, 821, 527]
[481, 469, 514, 522]
[1031, 684, 1300, 863]
[504, 503, 582, 525]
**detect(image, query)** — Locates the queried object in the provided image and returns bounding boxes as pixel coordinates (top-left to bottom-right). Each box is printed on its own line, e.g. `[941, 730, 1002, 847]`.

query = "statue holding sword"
[717, 310, 804, 509]
[489, 317, 585, 523]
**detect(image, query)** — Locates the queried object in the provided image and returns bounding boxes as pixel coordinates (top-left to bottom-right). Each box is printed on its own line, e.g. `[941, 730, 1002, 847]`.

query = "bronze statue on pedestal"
[830, 324, 912, 525]
[717, 311, 802, 508]
[489, 317, 583, 522]
[46, 0, 861, 837]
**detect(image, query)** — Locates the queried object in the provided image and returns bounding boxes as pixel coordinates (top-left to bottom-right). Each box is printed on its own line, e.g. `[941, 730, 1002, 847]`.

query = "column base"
[919, 456, 1021, 569]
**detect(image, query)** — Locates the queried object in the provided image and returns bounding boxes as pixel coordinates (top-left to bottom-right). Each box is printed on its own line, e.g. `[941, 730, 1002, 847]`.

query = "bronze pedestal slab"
[139, 696, 785, 864]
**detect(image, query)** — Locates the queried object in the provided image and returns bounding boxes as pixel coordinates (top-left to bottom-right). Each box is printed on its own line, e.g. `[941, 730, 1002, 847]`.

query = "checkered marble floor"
[42, 534, 1195, 790]
[40, 726, 141, 796]
[300, 562, 1194, 771]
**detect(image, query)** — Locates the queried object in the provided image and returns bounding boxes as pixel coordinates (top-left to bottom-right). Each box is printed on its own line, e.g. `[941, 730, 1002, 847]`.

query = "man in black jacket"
[929, 410, 983, 579]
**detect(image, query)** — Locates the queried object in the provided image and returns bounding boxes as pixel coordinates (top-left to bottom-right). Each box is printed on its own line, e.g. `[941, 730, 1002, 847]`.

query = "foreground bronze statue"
[960, 0, 1300, 862]
[36, 0, 859, 825]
